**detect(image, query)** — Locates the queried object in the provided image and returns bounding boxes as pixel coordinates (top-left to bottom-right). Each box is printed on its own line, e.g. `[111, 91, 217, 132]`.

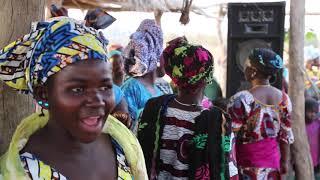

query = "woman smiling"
[0, 18, 147, 180]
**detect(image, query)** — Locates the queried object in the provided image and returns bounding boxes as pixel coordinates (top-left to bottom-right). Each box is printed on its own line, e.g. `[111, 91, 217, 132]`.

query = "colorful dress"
[158, 107, 201, 179]
[138, 95, 236, 180]
[306, 119, 320, 167]
[227, 91, 294, 180]
[155, 77, 173, 95]
[0, 113, 148, 180]
[113, 84, 124, 106]
[121, 77, 163, 130]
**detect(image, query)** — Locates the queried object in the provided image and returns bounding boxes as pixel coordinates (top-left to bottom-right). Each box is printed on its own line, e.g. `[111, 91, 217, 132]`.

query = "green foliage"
[284, 30, 319, 46]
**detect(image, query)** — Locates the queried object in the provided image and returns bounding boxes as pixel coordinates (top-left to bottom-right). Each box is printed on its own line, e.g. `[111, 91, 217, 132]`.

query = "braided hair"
[248, 48, 283, 76]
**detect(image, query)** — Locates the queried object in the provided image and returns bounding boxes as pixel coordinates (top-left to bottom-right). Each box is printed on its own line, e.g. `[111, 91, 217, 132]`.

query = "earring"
[251, 71, 257, 79]
[38, 101, 49, 108]
[38, 100, 43, 106]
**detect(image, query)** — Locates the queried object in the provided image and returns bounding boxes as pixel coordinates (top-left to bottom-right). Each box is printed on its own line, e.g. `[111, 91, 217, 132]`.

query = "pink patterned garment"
[227, 90, 294, 180]
[306, 119, 320, 167]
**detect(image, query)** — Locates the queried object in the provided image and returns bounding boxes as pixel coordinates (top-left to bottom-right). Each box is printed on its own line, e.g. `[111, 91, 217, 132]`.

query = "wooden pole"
[289, 0, 314, 179]
[0, 0, 45, 154]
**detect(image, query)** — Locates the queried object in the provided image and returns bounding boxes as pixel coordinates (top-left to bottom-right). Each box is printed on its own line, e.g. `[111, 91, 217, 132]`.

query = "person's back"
[138, 37, 235, 179]
[228, 48, 293, 179]
[121, 19, 164, 131]
[158, 98, 202, 179]
[229, 87, 292, 144]
[249, 85, 283, 106]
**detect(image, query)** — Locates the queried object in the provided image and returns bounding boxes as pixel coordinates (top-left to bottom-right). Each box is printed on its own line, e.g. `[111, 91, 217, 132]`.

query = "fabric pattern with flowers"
[162, 36, 214, 89]
[0, 17, 108, 94]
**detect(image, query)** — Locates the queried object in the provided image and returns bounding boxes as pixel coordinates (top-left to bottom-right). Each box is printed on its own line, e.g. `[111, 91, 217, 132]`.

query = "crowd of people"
[0, 6, 318, 180]
[303, 46, 320, 179]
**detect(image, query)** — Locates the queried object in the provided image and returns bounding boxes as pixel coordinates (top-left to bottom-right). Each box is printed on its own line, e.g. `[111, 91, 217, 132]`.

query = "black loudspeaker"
[226, 2, 285, 98]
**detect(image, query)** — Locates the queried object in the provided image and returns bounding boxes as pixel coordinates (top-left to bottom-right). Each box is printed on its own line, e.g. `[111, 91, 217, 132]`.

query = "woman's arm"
[279, 93, 294, 175]
[280, 141, 290, 174]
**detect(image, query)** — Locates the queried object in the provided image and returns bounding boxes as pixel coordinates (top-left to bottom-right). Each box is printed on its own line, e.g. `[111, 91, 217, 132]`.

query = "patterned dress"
[121, 77, 163, 131]
[158, 107, 201, 180]
[227, 91, 294, 180]
[20, 139, 133, 180]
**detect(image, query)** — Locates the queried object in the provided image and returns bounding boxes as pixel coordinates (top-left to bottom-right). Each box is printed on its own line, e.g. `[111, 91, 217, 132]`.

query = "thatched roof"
[63, 0, 192, 11]
[61, 0, 219, 17]
[60, 0, 320, 17]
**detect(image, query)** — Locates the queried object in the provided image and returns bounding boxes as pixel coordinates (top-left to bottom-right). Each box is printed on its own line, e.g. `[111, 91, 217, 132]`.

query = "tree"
[0, 0, 45, 154]
[288, 0, 314, 179]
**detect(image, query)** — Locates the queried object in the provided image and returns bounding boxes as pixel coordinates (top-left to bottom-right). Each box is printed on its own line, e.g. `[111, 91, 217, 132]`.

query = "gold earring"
[251, 71, 257, 78]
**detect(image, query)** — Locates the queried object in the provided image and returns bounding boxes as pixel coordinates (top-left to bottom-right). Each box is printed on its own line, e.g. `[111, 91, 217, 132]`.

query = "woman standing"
[108, 44, 125, 86]
[121, 19, 164, 130]
[138, 37, 235, 179]
[0, 18, 147, 180]
[227, 48, 294, 179]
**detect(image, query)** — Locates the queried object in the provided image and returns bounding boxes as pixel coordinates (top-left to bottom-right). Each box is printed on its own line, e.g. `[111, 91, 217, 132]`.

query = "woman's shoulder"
[148, 94, 175, 103]
[121, 78, 138, 89]
[121, 78, 147, 96]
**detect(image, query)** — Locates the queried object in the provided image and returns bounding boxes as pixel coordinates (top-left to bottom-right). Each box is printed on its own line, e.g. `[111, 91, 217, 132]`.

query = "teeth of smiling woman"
[81, 116, 100, 126]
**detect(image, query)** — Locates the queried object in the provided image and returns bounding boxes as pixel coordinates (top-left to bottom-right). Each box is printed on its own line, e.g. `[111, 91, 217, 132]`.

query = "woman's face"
[112, 55, 125, 75]
[306, 108, 318, 123]
[47, 60, 115, 143]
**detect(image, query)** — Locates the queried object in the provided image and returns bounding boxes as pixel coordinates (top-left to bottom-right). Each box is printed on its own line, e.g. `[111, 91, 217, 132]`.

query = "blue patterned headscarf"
[123, 19, 163, 77]
[247, 48, 283, 75]
[0, 17, 108, 94]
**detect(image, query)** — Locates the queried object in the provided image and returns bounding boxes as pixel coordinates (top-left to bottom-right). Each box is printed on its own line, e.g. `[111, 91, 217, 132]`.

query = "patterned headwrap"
[123, 19, 163, 77]
[162, 36, 214, 89]
[246, 48, 283, 75]
[0, 17, 108, 94]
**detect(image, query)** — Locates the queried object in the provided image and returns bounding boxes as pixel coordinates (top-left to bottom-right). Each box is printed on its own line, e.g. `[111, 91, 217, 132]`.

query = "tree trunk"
[216, 4, 226, 96]
[288, 0, 314, 179]
[0, 0, 45, 154]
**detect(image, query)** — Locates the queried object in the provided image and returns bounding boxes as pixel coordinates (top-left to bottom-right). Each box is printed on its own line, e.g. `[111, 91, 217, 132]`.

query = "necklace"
[251, 84, 271, 90]
[174, 98, 202, 107]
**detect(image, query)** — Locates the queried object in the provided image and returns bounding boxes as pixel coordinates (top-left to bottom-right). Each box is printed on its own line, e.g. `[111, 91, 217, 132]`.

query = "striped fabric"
[158, 107, 201, 179]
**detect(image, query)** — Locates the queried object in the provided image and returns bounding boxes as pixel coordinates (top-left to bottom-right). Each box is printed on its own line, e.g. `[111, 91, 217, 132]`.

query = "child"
[305, 98, 320, 173]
